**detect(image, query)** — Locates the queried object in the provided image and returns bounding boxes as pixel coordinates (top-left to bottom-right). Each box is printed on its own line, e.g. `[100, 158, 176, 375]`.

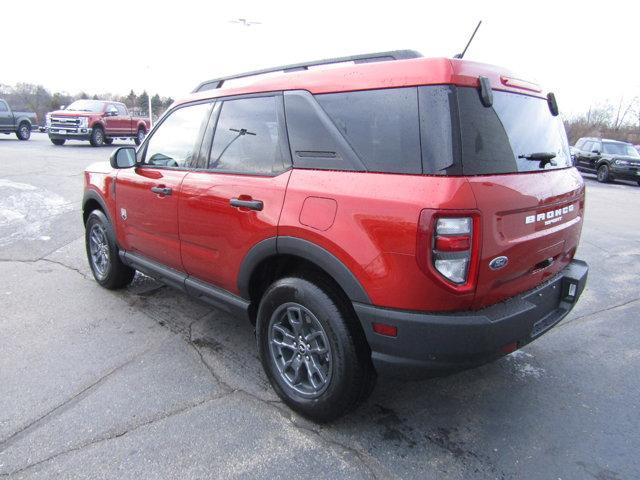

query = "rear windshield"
[286, 86, 570, 175]
[456, 88, 572, 174]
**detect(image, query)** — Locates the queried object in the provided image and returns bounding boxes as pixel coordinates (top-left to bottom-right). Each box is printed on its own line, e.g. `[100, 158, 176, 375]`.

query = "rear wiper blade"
[518, 152, 556, 168]
[518, 152, 556, 161]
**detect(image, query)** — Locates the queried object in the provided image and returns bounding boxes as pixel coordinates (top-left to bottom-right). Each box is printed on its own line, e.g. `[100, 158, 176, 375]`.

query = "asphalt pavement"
[1, 133, 639, 479]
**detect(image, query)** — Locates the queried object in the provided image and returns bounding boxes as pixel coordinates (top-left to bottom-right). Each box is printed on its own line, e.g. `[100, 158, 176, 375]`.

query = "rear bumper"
[354, 259, 588, 377]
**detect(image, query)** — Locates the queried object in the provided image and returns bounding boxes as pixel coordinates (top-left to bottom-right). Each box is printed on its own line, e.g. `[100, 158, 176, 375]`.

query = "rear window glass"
[316, 88, 422, 174]
[457, 88, 572, 174]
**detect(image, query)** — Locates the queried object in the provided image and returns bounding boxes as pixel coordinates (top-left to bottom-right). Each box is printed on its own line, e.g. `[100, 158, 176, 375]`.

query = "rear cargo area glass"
[457, 88, 572, 175]
[295, 86, 571, 176]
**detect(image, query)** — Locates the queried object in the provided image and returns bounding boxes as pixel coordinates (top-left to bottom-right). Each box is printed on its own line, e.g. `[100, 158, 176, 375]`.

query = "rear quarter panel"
[279, 169, 478, 311]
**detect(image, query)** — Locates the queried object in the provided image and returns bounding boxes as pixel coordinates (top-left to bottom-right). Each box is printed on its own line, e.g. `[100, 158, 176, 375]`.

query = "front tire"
[257, 277, 375, 422]
[16, 122, 31, 140]
[89, 126, 105, 147]
[85, 210, 135, 289]
[597, 164, 610, 183]
[50, 138, 65, 146]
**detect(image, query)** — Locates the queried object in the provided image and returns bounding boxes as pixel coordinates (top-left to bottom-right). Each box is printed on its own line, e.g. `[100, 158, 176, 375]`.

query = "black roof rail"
[193, 49, 422, 93]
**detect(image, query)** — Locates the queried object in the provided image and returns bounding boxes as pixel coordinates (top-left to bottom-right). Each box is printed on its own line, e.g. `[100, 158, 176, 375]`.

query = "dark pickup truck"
[47, 99, 150, 147]
[0, 99, 38, 140]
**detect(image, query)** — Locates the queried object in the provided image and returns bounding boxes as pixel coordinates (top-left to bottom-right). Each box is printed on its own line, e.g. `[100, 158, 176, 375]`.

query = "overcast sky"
[3, 0, 639, 117]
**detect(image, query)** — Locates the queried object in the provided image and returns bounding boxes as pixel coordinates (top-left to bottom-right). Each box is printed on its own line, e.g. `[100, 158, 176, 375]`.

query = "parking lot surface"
[1, 133, 639, 479]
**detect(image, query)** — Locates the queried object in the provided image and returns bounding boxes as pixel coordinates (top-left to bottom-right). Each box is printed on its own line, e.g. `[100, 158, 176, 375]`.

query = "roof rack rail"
[193, 49, 422, 93]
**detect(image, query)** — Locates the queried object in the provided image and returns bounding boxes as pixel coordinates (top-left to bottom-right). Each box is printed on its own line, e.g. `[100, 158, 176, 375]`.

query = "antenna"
[454, 21, 482, 59]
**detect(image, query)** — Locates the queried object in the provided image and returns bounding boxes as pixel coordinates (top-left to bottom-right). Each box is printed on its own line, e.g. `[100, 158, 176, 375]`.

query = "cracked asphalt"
[1, 133, 639, 479]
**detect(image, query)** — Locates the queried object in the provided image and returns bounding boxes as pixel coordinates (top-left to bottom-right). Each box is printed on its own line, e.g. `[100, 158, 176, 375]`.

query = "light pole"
[144, 65, 153, 128]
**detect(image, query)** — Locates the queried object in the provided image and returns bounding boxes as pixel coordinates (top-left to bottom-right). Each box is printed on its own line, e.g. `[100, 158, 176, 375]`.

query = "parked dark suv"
[573, 137, 640, 185]
[83, 50, 588, 421]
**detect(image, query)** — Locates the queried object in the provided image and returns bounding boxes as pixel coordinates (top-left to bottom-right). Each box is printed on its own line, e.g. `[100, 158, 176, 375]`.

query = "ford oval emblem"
[489, 256, 508, 270]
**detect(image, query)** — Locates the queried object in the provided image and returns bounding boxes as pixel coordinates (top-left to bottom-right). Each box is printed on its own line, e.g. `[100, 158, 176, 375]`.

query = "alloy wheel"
[88, 224, 110, 279]
[268, 303, 333, 398]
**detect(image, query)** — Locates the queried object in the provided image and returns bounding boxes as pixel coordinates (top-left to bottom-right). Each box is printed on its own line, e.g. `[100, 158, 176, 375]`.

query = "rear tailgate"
[469, 168, 584, 308]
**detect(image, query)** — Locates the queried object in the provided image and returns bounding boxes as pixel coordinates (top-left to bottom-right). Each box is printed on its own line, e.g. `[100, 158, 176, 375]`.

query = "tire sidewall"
[135, 128, 145, 146]
[597, 164, 609, 182]
[91, 126, 105, 147]
[85, 210, 119, 286]
[256, 278, 360, 419]
[17, 123, 30, 140]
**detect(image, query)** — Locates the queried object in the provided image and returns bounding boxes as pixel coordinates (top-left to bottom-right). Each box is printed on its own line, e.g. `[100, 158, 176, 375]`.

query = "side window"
[591, 141, 602, 153]
[316, 88, 422, 174]
[208, 96, 286, 174]
[116, 104, 128, 116]
[0, 101, 8, 112]
[142, 102, 211, 168]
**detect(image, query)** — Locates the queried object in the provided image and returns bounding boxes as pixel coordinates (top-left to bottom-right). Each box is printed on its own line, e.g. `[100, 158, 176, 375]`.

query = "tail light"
[433, 217, 472, 284]
[417, 210, 480, 293]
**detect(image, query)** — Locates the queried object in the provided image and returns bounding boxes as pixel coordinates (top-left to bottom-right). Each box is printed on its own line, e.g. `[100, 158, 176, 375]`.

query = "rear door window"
[208, 96, 289, 175]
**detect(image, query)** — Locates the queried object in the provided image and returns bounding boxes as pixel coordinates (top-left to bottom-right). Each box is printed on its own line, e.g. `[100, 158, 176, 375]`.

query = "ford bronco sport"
[573, 137, 640, 185]
[82, 50, 588, 421]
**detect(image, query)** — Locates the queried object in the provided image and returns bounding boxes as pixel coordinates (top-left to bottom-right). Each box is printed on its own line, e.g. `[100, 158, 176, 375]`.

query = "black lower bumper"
[354, 259, 588, 377]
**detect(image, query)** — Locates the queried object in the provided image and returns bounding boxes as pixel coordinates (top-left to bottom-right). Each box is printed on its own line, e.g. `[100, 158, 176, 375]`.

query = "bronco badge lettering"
[525, 204, 575, 226]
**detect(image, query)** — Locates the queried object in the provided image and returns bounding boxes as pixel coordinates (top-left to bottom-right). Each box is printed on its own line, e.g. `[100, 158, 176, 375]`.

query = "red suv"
[83, 50, 588, 421]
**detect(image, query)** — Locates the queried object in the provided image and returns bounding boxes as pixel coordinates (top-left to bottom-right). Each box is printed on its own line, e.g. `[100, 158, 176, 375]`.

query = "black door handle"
[230, 198, 263, 211]
[151, 186, 172, 196]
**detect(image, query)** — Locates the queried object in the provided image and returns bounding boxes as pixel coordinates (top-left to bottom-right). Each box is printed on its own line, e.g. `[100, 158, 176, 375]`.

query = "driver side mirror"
[105, 109, 118, 117]
[110, 146, 137, 169]
[592, 149, 601, 155]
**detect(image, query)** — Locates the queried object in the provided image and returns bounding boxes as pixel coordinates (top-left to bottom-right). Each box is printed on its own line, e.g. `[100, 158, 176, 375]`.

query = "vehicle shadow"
[127, 274, 574, 478]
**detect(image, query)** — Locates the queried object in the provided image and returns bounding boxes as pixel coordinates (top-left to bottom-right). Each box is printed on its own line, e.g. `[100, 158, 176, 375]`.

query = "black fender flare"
[82, 190, 114, 225]
[15, 117, 32, 130]
[237, 236, 371, 304]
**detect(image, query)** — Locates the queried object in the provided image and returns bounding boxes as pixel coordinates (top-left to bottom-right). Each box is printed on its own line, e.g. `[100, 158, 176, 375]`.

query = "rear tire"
[134, 127, 145, 146]
[89, 126, 105, 147]
[85, 210, 135, 290]
[257, 277, 375, 422]
[597, 164, 610, 183]
[50, 138, 65, 146]
[16, 122, 31, 140]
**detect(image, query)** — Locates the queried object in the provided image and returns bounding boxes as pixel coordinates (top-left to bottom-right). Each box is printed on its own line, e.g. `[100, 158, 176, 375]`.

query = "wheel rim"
[138, 130, 145, 143]
[95, 129, 104, 144]
[268, 303, 332, 398]
[598, 166, 606, 181]
[88, 224, 110, 279]
[20, 126, 28, 138]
